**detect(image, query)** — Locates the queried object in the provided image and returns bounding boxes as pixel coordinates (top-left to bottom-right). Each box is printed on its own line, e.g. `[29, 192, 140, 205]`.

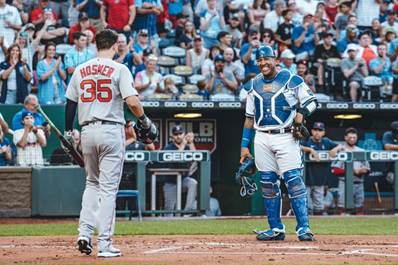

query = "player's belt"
[260, 127, 292, 134]
[82, 120, 122, 127]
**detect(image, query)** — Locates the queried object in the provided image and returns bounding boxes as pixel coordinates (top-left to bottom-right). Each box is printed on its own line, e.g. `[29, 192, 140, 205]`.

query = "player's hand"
[310, 149, 320, 161]
[240, 147, 252, 164]
[185, 132, 194, 144]
[123, 25, 131, 32]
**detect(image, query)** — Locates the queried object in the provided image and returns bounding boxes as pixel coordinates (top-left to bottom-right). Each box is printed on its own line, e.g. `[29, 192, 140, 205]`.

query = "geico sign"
[310, 152, 349, 161]
[369, 151, 398, 161]
[162, 152, 203, 161]
[125, 152, 147, 161]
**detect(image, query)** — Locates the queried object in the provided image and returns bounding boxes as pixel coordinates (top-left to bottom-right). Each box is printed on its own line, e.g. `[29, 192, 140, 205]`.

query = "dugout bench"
[124, 150, 211, 216]
[303, 151, 398, 213]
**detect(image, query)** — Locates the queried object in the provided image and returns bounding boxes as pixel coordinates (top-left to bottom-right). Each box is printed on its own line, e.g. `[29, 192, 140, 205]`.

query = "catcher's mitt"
[292, 122, 310, 141]
[235, 157, 257, 197]
[134, 119, 158, 144]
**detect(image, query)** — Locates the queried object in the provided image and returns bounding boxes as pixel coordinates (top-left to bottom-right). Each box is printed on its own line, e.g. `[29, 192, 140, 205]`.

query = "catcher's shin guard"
[283, 169, 311, 234]
[260, 171, 283, 230]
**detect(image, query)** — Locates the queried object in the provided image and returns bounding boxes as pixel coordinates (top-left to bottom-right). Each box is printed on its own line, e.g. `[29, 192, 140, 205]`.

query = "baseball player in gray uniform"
[64, 29, 157, 258]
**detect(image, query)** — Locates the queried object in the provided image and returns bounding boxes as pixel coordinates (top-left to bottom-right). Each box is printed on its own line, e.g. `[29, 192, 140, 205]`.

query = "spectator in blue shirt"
[37, 42, 67, 104]
[64, 32, 95, 84]
[75, 0, 103, 31]
[370, 43, 393, 89]
[292, 13, 318, 61]
[279, 49, 297, 74]
[114, 33, 142, 76]
[337, 24, 359, 54]
[301, 122, 342, 215]
[133, 0, 163, 37]
[240, 25, 261, 77]
[12, 95, 46, 131]
[133, 29, 153, 56]
[199, 0, 225, 49]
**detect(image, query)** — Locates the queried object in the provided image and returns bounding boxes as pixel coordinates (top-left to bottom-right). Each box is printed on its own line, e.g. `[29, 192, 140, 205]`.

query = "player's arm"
[125, 95, 145, 119]
[384, 143, 398, 150]
[240, 117, 254, 164]
[294, 77, 317, 123]
[240, 80, 255, 162]
[64, 71, 79, 132]
[65, 99, 77, 131]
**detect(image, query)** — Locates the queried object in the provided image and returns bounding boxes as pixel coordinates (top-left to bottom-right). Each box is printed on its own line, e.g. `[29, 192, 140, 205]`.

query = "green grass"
[0, 217, 397, 237]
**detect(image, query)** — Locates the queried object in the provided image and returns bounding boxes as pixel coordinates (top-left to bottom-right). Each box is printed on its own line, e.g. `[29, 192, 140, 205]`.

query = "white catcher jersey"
[65, 57, 138, 125]
[244, 69, 317, 131]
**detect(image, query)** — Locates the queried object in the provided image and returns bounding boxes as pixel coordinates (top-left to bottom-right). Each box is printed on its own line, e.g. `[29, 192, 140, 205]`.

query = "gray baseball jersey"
[65, 57, 138, 125]
[67, 57, 137, 252]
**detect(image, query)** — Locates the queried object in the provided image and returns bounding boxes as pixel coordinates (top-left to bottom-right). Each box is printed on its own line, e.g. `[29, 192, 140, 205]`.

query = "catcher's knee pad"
[283, 169, 306, 199]
[260, 171, 280, 199]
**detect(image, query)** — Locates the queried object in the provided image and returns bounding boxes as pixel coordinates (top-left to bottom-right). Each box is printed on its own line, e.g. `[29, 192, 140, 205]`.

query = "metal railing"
[304, 151, 398, 212]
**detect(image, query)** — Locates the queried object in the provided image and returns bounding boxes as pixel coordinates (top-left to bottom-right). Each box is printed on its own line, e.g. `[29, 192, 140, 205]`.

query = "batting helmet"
[255, 45, 276, 60]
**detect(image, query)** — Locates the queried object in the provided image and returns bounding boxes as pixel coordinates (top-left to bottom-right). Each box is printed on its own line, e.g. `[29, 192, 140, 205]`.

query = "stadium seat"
[362, 76, 383, 102]
[163, 46, 186, 65]
[158, 56, 177, 74]
[116, 190, 142, 221]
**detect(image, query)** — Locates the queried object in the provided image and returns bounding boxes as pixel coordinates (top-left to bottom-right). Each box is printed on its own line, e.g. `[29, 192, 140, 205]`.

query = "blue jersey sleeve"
[323, 137, 338, 150]
[239, 43, 250, 59]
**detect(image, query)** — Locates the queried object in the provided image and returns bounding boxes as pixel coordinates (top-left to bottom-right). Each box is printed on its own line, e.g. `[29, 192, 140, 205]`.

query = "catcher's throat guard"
[235, 157, 257, 197]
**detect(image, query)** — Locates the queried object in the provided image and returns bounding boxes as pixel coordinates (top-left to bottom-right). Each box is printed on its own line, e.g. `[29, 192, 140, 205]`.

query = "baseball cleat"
[97, 245, 121, 258]
[255, 229, 285, 241]
[297, 227, 315, 241]
[77, 236, 93, 255]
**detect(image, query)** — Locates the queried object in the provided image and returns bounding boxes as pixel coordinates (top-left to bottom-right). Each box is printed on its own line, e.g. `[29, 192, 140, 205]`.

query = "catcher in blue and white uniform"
[240, 45, 317, 241]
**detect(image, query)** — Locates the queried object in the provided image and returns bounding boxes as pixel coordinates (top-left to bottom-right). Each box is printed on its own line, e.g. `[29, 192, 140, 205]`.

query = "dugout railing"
[303, 151, 398, 213]
[124, 150, 211, 215]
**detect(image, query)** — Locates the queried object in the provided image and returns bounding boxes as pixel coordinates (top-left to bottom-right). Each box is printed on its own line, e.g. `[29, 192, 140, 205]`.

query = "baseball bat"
[374, 182, 382, 204]
[35, 105, 84, 168]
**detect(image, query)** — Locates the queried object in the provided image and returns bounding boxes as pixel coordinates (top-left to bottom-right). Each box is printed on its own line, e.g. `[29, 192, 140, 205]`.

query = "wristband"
[138, 114, 151, 129]
[241, 127, 254, 148]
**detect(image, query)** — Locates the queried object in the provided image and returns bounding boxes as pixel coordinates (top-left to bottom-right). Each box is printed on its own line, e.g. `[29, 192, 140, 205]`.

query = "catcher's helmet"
[255, 45, 276, 60]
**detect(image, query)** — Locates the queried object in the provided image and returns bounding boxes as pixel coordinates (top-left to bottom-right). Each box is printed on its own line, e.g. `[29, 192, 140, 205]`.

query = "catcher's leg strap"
[260, 171, 283, 230]
[283, 169, 310, 232]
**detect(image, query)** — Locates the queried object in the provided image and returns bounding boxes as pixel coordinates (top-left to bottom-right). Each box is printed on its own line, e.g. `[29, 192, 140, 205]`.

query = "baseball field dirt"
[1, 217, 398, 265]
[1, 235, 398, 264]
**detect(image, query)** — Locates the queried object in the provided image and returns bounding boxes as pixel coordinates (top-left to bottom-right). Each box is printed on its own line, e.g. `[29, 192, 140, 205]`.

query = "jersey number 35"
[80, 79, 113, 102]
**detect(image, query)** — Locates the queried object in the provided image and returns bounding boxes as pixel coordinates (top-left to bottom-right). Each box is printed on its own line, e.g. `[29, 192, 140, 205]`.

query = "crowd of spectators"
[0, 0, 398, 104]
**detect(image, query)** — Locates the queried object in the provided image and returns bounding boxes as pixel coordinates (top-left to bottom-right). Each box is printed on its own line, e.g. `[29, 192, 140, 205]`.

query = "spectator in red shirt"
[30, 0, 58, 26]
[100, 0, 135, 36]
[68, 12, 96, 44]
